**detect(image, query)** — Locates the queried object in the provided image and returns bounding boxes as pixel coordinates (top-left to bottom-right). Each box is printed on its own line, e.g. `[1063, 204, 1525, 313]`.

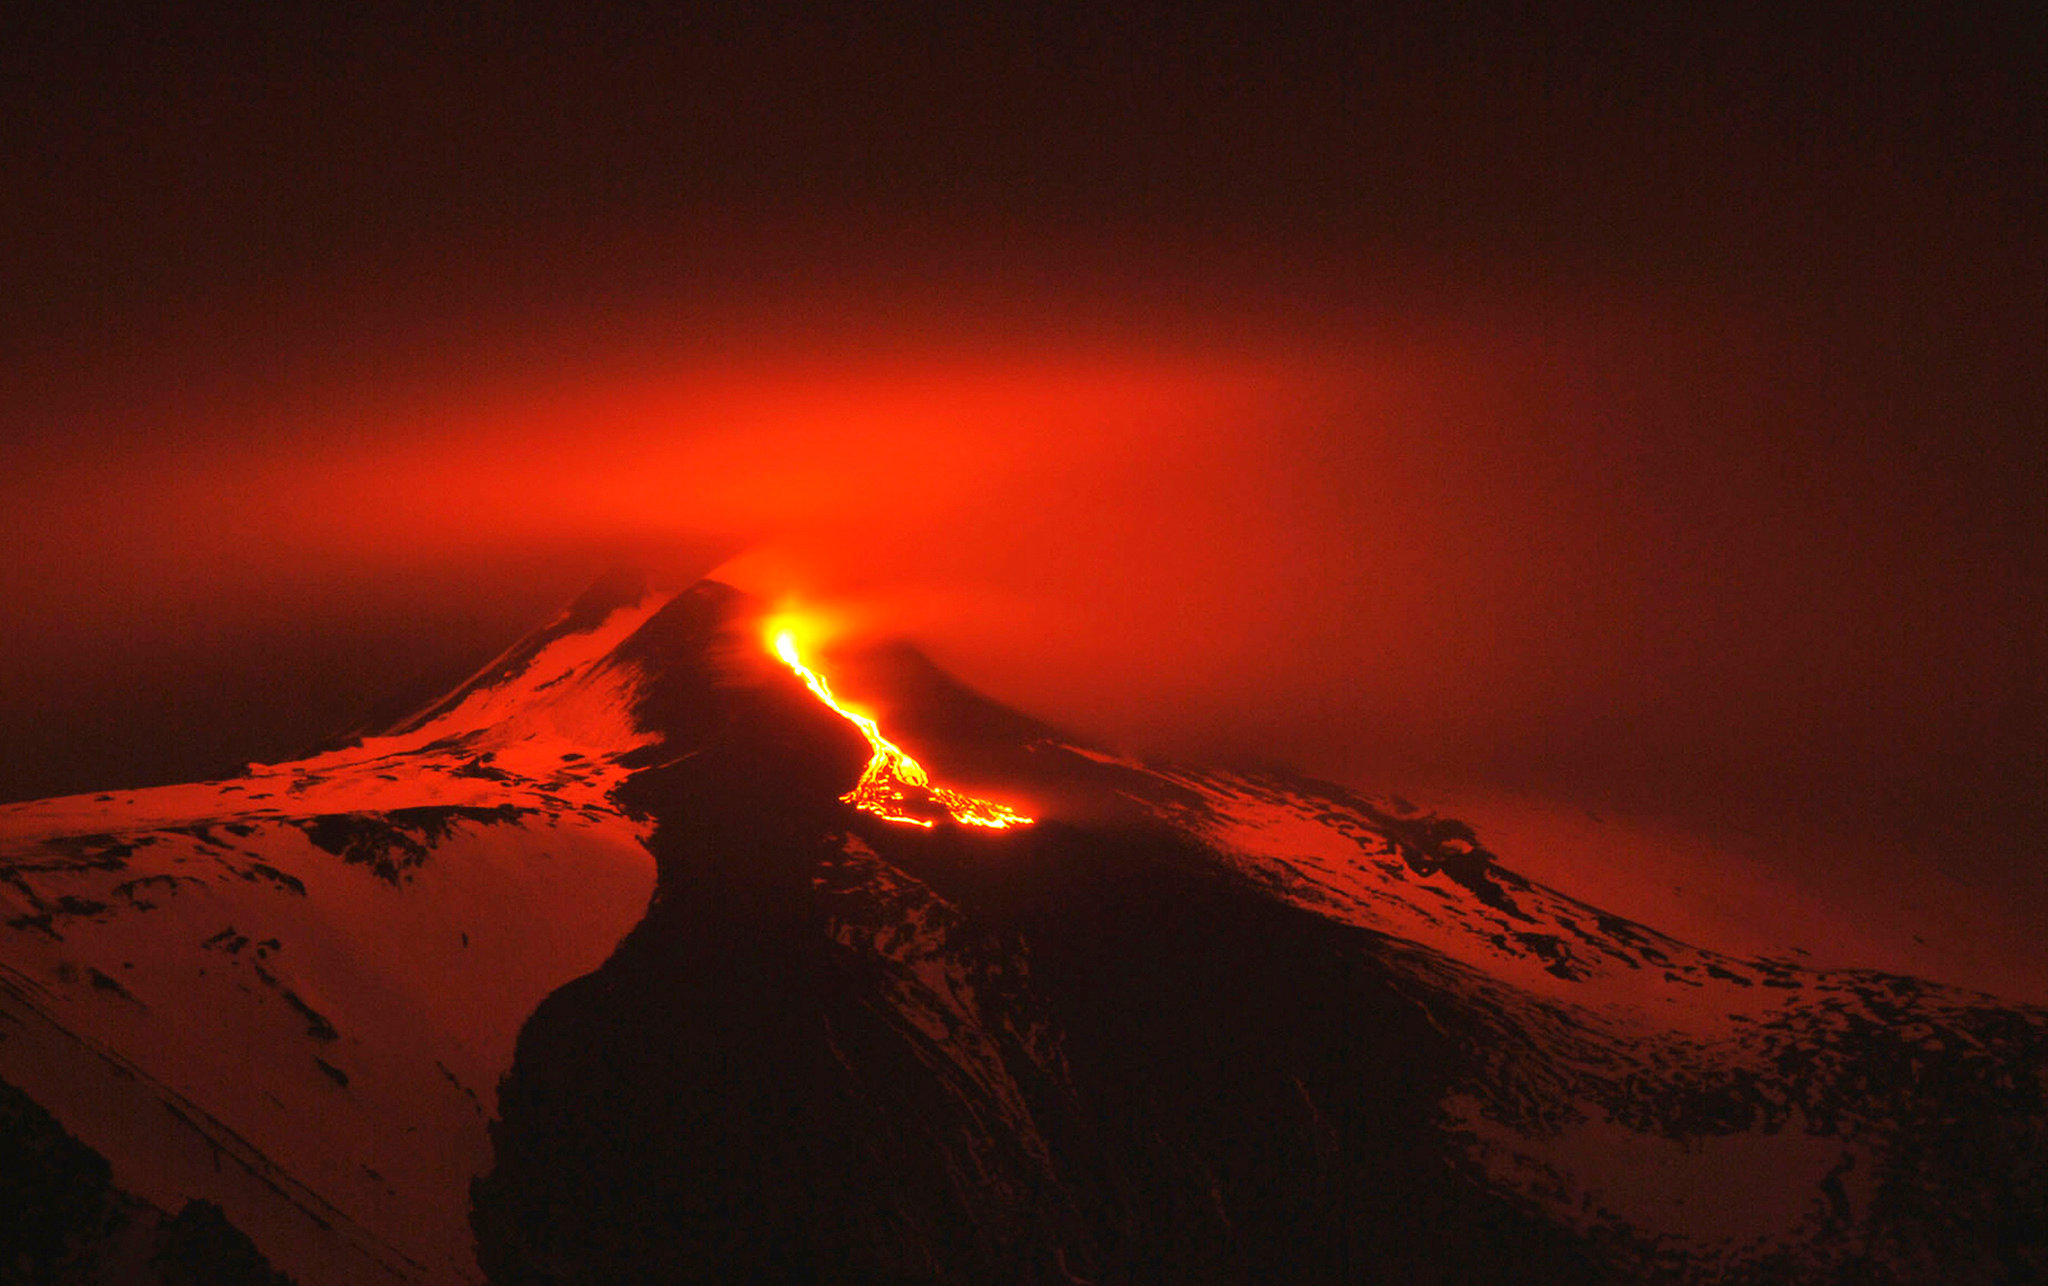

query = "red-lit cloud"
[2, 262, 2044, 1003]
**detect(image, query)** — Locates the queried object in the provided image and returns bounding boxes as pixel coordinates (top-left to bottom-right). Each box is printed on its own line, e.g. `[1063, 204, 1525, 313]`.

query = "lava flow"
[772, 629, 1033, 830]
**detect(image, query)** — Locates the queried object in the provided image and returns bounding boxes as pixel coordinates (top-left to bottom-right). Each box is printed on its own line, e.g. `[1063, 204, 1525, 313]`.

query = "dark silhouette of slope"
[0, 1073, 294, 1285]
[471, 585, 1601, 1283]
[9, 570, 2040, 1284]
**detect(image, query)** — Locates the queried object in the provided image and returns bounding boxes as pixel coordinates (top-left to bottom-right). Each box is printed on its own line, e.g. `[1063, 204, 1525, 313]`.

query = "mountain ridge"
[0, 573, 2040, 1283]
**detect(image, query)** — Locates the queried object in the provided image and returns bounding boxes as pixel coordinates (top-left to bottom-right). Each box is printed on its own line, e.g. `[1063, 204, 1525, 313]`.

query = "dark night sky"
[3, 4, 2044, 975]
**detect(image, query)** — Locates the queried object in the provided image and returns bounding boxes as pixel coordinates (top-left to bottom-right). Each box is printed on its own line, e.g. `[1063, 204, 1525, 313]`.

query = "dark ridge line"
[0, 959, 431, 1284]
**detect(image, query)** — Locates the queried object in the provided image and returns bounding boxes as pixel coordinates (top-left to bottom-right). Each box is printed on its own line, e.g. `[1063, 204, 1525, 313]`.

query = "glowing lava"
[772, 629, 1033, 830]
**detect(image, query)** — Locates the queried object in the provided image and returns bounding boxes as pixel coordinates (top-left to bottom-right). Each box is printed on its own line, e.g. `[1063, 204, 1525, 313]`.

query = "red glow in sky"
[2, 1, 2043, 998]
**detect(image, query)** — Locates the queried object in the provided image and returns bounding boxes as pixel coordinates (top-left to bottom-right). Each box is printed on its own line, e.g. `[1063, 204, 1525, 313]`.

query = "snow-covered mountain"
[3, 575, 2041, 1284]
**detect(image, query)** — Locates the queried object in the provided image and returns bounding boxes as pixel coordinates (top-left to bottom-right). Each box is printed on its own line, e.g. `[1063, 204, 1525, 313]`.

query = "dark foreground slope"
[473, 583, 2047, 1284]
[2, 576, 2039, 1284]
[0, 1072, 292, 1285]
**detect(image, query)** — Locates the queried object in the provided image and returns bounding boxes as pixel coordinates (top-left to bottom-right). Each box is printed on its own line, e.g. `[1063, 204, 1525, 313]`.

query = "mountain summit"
[2, 577, 2042, 1284]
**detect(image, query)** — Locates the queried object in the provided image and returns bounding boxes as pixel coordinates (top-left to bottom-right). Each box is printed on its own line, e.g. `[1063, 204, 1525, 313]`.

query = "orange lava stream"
[773, 630, 1033, 830]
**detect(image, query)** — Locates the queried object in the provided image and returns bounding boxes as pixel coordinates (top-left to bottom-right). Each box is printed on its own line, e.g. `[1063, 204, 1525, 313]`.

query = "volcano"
[1, 574, 2041, 1284]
